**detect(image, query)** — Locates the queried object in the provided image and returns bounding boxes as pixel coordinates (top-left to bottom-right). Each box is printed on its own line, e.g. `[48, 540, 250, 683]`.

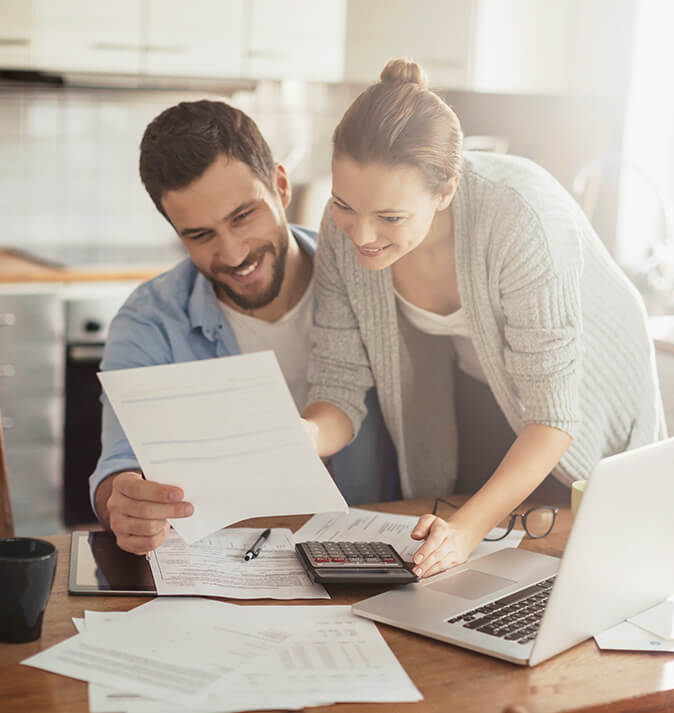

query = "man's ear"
[437, 176, 459, 211]
[275, 164, 292, 209]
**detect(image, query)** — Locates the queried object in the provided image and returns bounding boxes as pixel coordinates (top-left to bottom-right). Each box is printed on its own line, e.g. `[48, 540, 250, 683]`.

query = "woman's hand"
[409, 514, 483, 578]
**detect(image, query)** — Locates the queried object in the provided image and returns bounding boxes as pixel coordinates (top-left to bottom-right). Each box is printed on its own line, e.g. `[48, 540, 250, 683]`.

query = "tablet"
[68, 530, 157, 595]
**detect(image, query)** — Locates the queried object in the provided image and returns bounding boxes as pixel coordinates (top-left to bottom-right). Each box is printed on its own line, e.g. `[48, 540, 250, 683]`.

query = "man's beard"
[212, 228, 289, 311]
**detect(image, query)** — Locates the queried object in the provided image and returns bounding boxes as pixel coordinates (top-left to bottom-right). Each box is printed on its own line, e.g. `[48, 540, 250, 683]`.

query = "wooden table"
[2, 496, 673, 713]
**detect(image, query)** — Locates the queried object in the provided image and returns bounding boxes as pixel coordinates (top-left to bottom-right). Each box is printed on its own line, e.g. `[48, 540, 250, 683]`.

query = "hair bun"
[380, 57, 428, 90]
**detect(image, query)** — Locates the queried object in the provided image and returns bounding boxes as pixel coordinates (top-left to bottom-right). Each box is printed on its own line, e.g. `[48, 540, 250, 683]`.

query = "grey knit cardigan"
[307, 151, 666, 498]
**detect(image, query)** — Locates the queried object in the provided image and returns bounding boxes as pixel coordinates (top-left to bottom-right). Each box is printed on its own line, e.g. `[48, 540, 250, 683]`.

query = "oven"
[63, 286, 138, 526]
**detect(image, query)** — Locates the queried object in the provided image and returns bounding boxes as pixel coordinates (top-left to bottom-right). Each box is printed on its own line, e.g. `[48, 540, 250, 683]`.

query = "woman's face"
[331, 157, 455, 271]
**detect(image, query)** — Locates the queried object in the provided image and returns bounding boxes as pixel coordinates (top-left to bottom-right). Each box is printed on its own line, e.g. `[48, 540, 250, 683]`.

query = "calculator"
[295, 541, 418, 585]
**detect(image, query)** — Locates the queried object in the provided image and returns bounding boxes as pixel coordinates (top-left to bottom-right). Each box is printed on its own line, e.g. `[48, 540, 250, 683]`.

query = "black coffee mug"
[0, 538, 57, 643]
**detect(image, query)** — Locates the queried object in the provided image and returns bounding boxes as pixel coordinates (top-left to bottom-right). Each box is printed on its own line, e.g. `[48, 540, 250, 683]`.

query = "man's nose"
[216, 230, 249, 266]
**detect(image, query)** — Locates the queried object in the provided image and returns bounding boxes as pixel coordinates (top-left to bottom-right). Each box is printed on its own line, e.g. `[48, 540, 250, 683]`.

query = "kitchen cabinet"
[344, 0, 635, 95]
[3, 0, 344, 83]
[345, 0, 474, 89]
[0, 0, 32, 69]
[31, 0, 143, 75]
[0, 288, 65, 536]
[143, 0, 244, 78]
[245, 0, 346, 82]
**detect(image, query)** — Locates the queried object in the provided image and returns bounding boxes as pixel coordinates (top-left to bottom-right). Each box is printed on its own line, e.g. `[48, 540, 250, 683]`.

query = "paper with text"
[79, 604, 421, 712]
[98, 352, 347, 543]
[149, 528, 328, 599]
[22, 598, 302, 706]
[294, 507, 525, 561]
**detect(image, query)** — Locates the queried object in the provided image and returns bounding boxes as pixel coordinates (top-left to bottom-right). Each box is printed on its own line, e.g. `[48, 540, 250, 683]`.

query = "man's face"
[162, 155, 291, 312]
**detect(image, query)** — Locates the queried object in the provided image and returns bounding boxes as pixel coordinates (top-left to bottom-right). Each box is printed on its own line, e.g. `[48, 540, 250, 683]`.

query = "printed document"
[22, 598, 304, 706]
[149, 528, 328, 599]
[294, 507, 525, 562]
[98, 351, 347, 543]
[70, 603, 422, 712]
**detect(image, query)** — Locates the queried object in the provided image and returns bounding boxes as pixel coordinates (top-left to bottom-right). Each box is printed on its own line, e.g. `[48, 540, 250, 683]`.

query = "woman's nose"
[350, 219, 376, 247]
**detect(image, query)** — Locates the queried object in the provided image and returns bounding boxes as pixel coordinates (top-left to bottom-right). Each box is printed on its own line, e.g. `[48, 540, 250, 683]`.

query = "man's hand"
[96, 471, 193, 555]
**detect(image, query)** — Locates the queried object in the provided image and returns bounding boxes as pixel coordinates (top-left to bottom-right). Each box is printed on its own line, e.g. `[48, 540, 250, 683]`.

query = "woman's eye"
[381, 215, 403, 223]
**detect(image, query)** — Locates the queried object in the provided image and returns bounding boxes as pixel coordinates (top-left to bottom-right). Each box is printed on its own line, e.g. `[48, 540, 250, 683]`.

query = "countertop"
[0, 248, 177, 284]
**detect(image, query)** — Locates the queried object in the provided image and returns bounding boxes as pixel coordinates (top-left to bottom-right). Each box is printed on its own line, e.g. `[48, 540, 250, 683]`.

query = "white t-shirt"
[393, 288, 487, 383]
[218, 275, 315, 411]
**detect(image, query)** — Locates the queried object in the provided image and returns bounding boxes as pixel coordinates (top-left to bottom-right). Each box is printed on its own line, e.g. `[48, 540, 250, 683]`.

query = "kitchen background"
[1, 0, 674, 536]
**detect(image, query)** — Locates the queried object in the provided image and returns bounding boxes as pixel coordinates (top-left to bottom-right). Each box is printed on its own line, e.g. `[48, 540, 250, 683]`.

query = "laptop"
[353, 437, 674, 666]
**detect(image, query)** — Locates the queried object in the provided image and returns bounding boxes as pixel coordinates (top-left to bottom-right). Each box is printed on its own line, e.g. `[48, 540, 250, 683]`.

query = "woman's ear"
[437, 176, 459, 211]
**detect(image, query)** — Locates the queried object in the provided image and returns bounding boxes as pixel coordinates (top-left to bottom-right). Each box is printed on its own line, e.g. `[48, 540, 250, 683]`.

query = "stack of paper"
[594, 596, 674, 652]
[23, 598, 422, 712]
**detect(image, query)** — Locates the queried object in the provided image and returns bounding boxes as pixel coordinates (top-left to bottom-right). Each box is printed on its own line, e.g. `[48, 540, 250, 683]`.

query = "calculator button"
[381, 557, 396, 563]
[331, 557, 346, 562]
[313, 556, 329, 562]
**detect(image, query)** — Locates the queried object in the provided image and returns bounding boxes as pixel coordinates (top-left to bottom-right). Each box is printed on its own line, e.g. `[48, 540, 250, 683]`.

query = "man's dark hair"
[139, 100, 276, 218]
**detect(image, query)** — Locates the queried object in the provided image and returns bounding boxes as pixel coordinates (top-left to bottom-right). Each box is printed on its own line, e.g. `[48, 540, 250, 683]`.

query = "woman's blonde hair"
[333, 57, 463, 193]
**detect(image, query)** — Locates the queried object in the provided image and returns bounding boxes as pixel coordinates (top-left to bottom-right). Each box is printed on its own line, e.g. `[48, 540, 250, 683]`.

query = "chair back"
[0, 411, 15, 537]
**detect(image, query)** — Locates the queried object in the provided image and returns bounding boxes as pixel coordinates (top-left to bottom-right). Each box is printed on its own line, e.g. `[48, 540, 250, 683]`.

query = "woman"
[303, 58, 665, 579]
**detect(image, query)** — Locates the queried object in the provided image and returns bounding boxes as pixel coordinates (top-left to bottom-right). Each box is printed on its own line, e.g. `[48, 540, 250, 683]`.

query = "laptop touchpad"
[425, 569, 517, 600]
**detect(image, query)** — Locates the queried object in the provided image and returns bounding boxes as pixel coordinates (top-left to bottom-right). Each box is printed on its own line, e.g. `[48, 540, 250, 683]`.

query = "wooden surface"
[1, 496, 673, 713]
[0, 249, 168, 284]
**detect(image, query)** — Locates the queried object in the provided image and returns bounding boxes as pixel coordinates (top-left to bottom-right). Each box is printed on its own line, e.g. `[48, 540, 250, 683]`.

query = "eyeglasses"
[432, 498, 558, 541]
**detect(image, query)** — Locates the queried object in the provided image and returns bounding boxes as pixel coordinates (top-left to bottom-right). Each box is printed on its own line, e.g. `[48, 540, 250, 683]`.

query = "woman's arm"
[302, 401, 354, 457]
[410, 423, 572, 578]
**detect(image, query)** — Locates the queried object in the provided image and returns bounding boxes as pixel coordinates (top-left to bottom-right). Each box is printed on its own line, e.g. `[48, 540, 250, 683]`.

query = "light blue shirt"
[89, 226, 399, 515]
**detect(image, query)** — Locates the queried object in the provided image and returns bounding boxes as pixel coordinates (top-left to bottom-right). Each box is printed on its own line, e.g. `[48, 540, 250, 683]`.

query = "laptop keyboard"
[446, 577, 555, 645]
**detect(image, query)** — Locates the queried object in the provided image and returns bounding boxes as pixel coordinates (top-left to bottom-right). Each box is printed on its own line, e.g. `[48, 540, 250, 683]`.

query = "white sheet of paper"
[627, 596, 674, 639]
[98, 351, 347, 543]
[149, 528, 328, 599]
[202, 606, 422, 709]
[594, 620, 674, 652]
[22, 598, 304, 706]
[87, 605, 421, 713]
[294, 507, 525, 561]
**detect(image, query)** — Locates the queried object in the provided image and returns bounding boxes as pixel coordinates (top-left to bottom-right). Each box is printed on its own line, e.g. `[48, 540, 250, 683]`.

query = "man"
[89, 100, 398, 555]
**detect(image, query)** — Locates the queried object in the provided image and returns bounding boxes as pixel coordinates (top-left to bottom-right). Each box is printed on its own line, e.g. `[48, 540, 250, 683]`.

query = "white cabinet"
[245, 0, 345, 82]
[0, 289, 65, 536]
[344, 0, 635, 95]
[0, 0, 32, 69]
[345, 0, 475, 89]
[31, 0, 143, 75]
[471, 0, 570, 94]
[143, 0, 244, 78]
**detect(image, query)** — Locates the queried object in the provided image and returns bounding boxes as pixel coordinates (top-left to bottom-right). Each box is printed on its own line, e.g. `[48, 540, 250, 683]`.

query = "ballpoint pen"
[244, 528, 271, 561]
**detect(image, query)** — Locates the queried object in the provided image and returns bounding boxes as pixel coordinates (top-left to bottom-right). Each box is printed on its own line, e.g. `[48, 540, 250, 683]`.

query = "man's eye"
[233, 208, 254, 223]
[332, 200, 351, 211]
[190, 232, 210, 240]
